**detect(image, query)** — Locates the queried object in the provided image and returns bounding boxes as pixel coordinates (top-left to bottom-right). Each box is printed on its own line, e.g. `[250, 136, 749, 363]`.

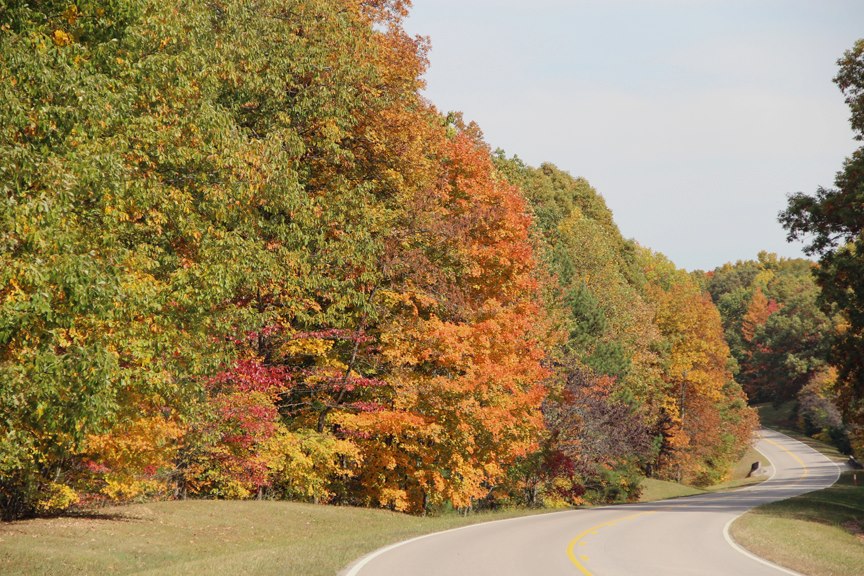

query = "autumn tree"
[0, 0, 191, 519]
[540, 366, 651, 504]
[640, 250, 757, 485]
[336, 124, 554, 512]
[493, 156, 756, 488]
[796, 367, 852, 453]
[707, 255, 835, 405]
[493, 156, 661, 394]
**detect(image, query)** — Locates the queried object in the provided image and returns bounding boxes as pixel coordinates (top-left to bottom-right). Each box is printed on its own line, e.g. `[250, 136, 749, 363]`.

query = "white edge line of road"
[721, 428, 844, 576]
[722, 518, 805, 576]
[344, 429, 845, 576]
[339, 509, 575, 576]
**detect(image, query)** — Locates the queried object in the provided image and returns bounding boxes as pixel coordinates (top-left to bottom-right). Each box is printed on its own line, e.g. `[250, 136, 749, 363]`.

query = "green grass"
[638, 478, 704, 501]
[639, 446, 768, 502]
[0, 443, 779, 575]
[0, 500, 549, 576]
[731, 472, 864, 576]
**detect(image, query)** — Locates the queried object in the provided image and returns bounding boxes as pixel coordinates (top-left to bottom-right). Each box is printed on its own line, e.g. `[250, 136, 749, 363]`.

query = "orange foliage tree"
[335, 125, 553, 512]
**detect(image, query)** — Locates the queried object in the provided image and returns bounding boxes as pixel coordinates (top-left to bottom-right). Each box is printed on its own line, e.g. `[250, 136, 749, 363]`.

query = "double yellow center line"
[566, 511, 656, 575]
[764, 438, 809, 478]
[566, 438, 809, 575]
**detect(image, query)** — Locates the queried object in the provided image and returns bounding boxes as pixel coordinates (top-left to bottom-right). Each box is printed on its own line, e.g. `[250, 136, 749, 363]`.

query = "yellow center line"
[764, 438, 809, 478]
[566, 511, 656, 575]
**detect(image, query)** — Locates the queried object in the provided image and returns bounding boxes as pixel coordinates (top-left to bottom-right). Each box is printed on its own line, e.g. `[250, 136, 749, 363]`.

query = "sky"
[403, 0, 864, 271]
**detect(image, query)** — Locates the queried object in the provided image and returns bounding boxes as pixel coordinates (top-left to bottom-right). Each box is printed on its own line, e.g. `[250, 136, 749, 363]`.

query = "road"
[342, 429, 840, 576]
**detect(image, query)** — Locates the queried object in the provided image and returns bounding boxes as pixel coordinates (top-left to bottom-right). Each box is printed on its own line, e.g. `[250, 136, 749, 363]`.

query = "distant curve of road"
[342, 429, 840, 576]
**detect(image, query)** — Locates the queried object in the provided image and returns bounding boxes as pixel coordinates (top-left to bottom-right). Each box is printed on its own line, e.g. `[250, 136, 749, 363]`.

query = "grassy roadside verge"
[730, 471, 864, 576]
[639, 445, 768, 502]
[0, 440, 774, 575]
[730, 405, 863, 576]
[0, 501, 550, 576]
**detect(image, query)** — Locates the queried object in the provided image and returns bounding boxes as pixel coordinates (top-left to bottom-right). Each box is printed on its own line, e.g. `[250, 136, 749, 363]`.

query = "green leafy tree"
[780, 38, 864, 456]
[707, 254, 834, 404]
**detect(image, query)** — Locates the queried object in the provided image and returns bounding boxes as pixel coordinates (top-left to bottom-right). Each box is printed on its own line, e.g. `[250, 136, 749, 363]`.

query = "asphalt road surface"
[343, 429, 840, 576]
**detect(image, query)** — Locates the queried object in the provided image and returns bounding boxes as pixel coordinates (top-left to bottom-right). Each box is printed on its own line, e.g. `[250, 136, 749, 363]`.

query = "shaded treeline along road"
[1, 0, 861, 522]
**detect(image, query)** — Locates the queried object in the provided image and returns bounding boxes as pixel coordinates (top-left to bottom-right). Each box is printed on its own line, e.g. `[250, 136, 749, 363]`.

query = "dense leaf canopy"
[1, 0, 758, 519]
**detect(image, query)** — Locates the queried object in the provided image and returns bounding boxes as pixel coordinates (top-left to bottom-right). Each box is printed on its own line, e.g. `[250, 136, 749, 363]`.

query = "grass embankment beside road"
[0, 500, 548, 576]
[639, 445, 768, 502]
[731, 471, 864, 576]
[729, 403, 863, 576]
[0, 439, 773, 575]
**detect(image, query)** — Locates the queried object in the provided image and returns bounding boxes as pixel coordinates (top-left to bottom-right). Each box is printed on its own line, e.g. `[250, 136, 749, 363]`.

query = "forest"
[1, 0, 860, 521]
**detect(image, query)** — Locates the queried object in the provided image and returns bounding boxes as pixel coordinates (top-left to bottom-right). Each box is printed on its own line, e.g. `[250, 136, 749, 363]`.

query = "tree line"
[1, 0, 761, 519]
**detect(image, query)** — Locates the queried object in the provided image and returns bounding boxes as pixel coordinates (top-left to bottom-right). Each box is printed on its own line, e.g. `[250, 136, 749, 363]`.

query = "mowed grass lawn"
[0, 500, 550, 576]
[731, 471, 864, 576]
[639, 445, 768, 502]
[0, 440, 797, 575]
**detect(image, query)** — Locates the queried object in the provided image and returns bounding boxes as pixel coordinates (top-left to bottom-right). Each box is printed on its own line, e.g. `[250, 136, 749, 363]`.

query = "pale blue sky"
[404, 0, 864, 271]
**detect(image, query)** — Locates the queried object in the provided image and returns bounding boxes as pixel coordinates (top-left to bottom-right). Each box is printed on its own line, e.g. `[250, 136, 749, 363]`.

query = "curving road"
[342, 429, 840, 576]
